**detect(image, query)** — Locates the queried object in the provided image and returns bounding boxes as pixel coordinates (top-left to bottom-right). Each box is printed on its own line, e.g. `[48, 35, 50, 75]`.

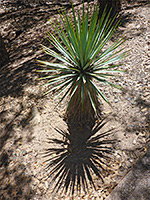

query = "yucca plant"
[37, 3, 127, 123]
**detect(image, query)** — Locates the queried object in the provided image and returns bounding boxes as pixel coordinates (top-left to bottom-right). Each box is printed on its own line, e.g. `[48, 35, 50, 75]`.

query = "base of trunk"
[66, 97, 102, 129]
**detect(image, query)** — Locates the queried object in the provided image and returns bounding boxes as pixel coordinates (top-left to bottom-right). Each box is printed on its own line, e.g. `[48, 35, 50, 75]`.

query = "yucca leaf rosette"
[37, 4, 127, 120]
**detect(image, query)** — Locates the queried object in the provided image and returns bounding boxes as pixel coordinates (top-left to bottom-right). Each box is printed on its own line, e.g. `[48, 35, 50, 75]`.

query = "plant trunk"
[0, 35, 9, 68]
[67, 83, 101, 128]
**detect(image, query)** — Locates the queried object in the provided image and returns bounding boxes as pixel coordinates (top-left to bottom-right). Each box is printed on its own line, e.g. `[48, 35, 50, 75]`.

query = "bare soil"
[0, 0, 150, 199]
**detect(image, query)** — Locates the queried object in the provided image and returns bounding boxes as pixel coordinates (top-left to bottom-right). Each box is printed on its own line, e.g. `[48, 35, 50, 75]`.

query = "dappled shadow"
[0, 100, 35, 199]
[135, 96, 150, 108]
[0, 1, 61, 98]
[0, 150, 35, 200]
[1, 0, 148, 99]
[0, 60, 36, 97]
[0, 104, 23, 151]
[115, 87, 150, 135]
[119, 12, 133, 28]
[43, 119, 117, 195]
[0, 0, 149, 99]
[111, 0, 149, 40]
[0, 100, 36, 151]
[135, 96, 150, 132]
[0, 101, 37, 199]
[0, 0, 94, 99]
[124, 0, 150, 10]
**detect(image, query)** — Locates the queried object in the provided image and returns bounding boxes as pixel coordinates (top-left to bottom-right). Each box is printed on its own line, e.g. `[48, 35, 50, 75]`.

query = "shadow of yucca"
[43, 119, 117, 195]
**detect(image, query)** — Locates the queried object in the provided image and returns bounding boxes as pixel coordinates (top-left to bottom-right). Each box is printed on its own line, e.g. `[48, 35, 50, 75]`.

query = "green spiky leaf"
[37, 3, 127, 113]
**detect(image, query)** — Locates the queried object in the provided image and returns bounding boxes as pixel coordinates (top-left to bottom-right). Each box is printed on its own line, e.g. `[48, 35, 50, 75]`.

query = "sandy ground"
[0, 0, 150, 199]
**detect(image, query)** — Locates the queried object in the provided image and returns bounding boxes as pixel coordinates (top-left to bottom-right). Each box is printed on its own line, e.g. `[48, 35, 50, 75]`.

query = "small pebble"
[22, 150, 28, 156]
[114, 99, 118, 103]
[131, 102, 136, 105]
[136, 131, 139, 135]
[133, 139, 136, 144]
[141, 108, 147, 112]
[45, 181, 49, 189]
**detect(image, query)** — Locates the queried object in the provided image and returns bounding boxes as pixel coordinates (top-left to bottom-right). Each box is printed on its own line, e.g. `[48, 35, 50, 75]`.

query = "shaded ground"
[0, 0, 150, 199]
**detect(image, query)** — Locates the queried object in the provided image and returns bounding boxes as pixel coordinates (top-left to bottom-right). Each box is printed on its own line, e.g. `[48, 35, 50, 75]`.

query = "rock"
[22, 150, 28, 156]
[103, 110, 112, 114]
[131, 101, 136, 105]
[136, 131, 139, 135]
[45, 181, 49, 189]
[119, 166, 125, 172]
[133, 139, 136, 144]
[141, 108, 148, 112]
[8, 31, 16, 41]
[30, 106, 41, 125]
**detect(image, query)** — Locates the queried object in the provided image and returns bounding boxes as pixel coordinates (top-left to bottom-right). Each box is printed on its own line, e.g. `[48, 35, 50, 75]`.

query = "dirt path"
[0, 0, 150, 199]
